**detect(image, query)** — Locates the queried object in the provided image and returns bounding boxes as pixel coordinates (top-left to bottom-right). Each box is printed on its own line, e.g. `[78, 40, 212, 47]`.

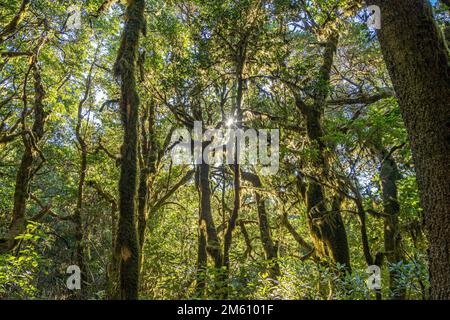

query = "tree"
[367, 0, 450, 299]
[0, 0, 438, 301]
[0, 33, 48, 253]
[292, 33, 351, 270]
[114, 0, 146, 300]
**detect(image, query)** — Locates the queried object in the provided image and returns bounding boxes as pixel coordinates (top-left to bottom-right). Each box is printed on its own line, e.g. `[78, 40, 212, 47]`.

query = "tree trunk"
[0, 51, 47, 253]
[137, 169, 148, 264]
[195, 210, 208, 296]
[72, 58, 95, 297]
[380, 150, 405, 299]
[198, 162, 222, 268]
[223, 55, 245, 287]
[137, 102, 157, 270]
[195, 161, 223, 297]
[241, 171, 280, 279]
[114, 0, 145, 300]
[370, 140, 406, 299]
[367, 0, 450, 299]
[295, 34, 351, 270]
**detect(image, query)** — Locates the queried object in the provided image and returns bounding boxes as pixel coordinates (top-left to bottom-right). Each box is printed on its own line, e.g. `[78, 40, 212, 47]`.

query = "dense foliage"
[0, 0, 448, 300]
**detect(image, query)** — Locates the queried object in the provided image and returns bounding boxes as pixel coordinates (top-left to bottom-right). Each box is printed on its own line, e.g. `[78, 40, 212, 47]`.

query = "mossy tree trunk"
[241, 171, 280, 279]
[114, 0, 145, 300]
[294, 34, 351, 270]
[380, 149, 405, 299]
[195, 161, 223, 296]
[367, 0, 450, 299]
[137, 102, 158, 271]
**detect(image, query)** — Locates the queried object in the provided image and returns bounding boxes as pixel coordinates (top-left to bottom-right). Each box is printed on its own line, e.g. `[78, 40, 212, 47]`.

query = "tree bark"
[367, 0, 450, 299]
[114, 0, 145, 300]
[195, 161, 223, 297]
[195, 201, 208, 296]
[369, 140, 406, 299]
[294, 34, 351, 270]
[198, 162, 222, 268]
[241, 171, 280, 279]
[380, 150, 405, 299]
[137, 102, 157, 270]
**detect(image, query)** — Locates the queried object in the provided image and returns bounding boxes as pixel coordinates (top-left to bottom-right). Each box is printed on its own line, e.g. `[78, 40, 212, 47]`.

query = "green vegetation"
[0, 0, 449, 300]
